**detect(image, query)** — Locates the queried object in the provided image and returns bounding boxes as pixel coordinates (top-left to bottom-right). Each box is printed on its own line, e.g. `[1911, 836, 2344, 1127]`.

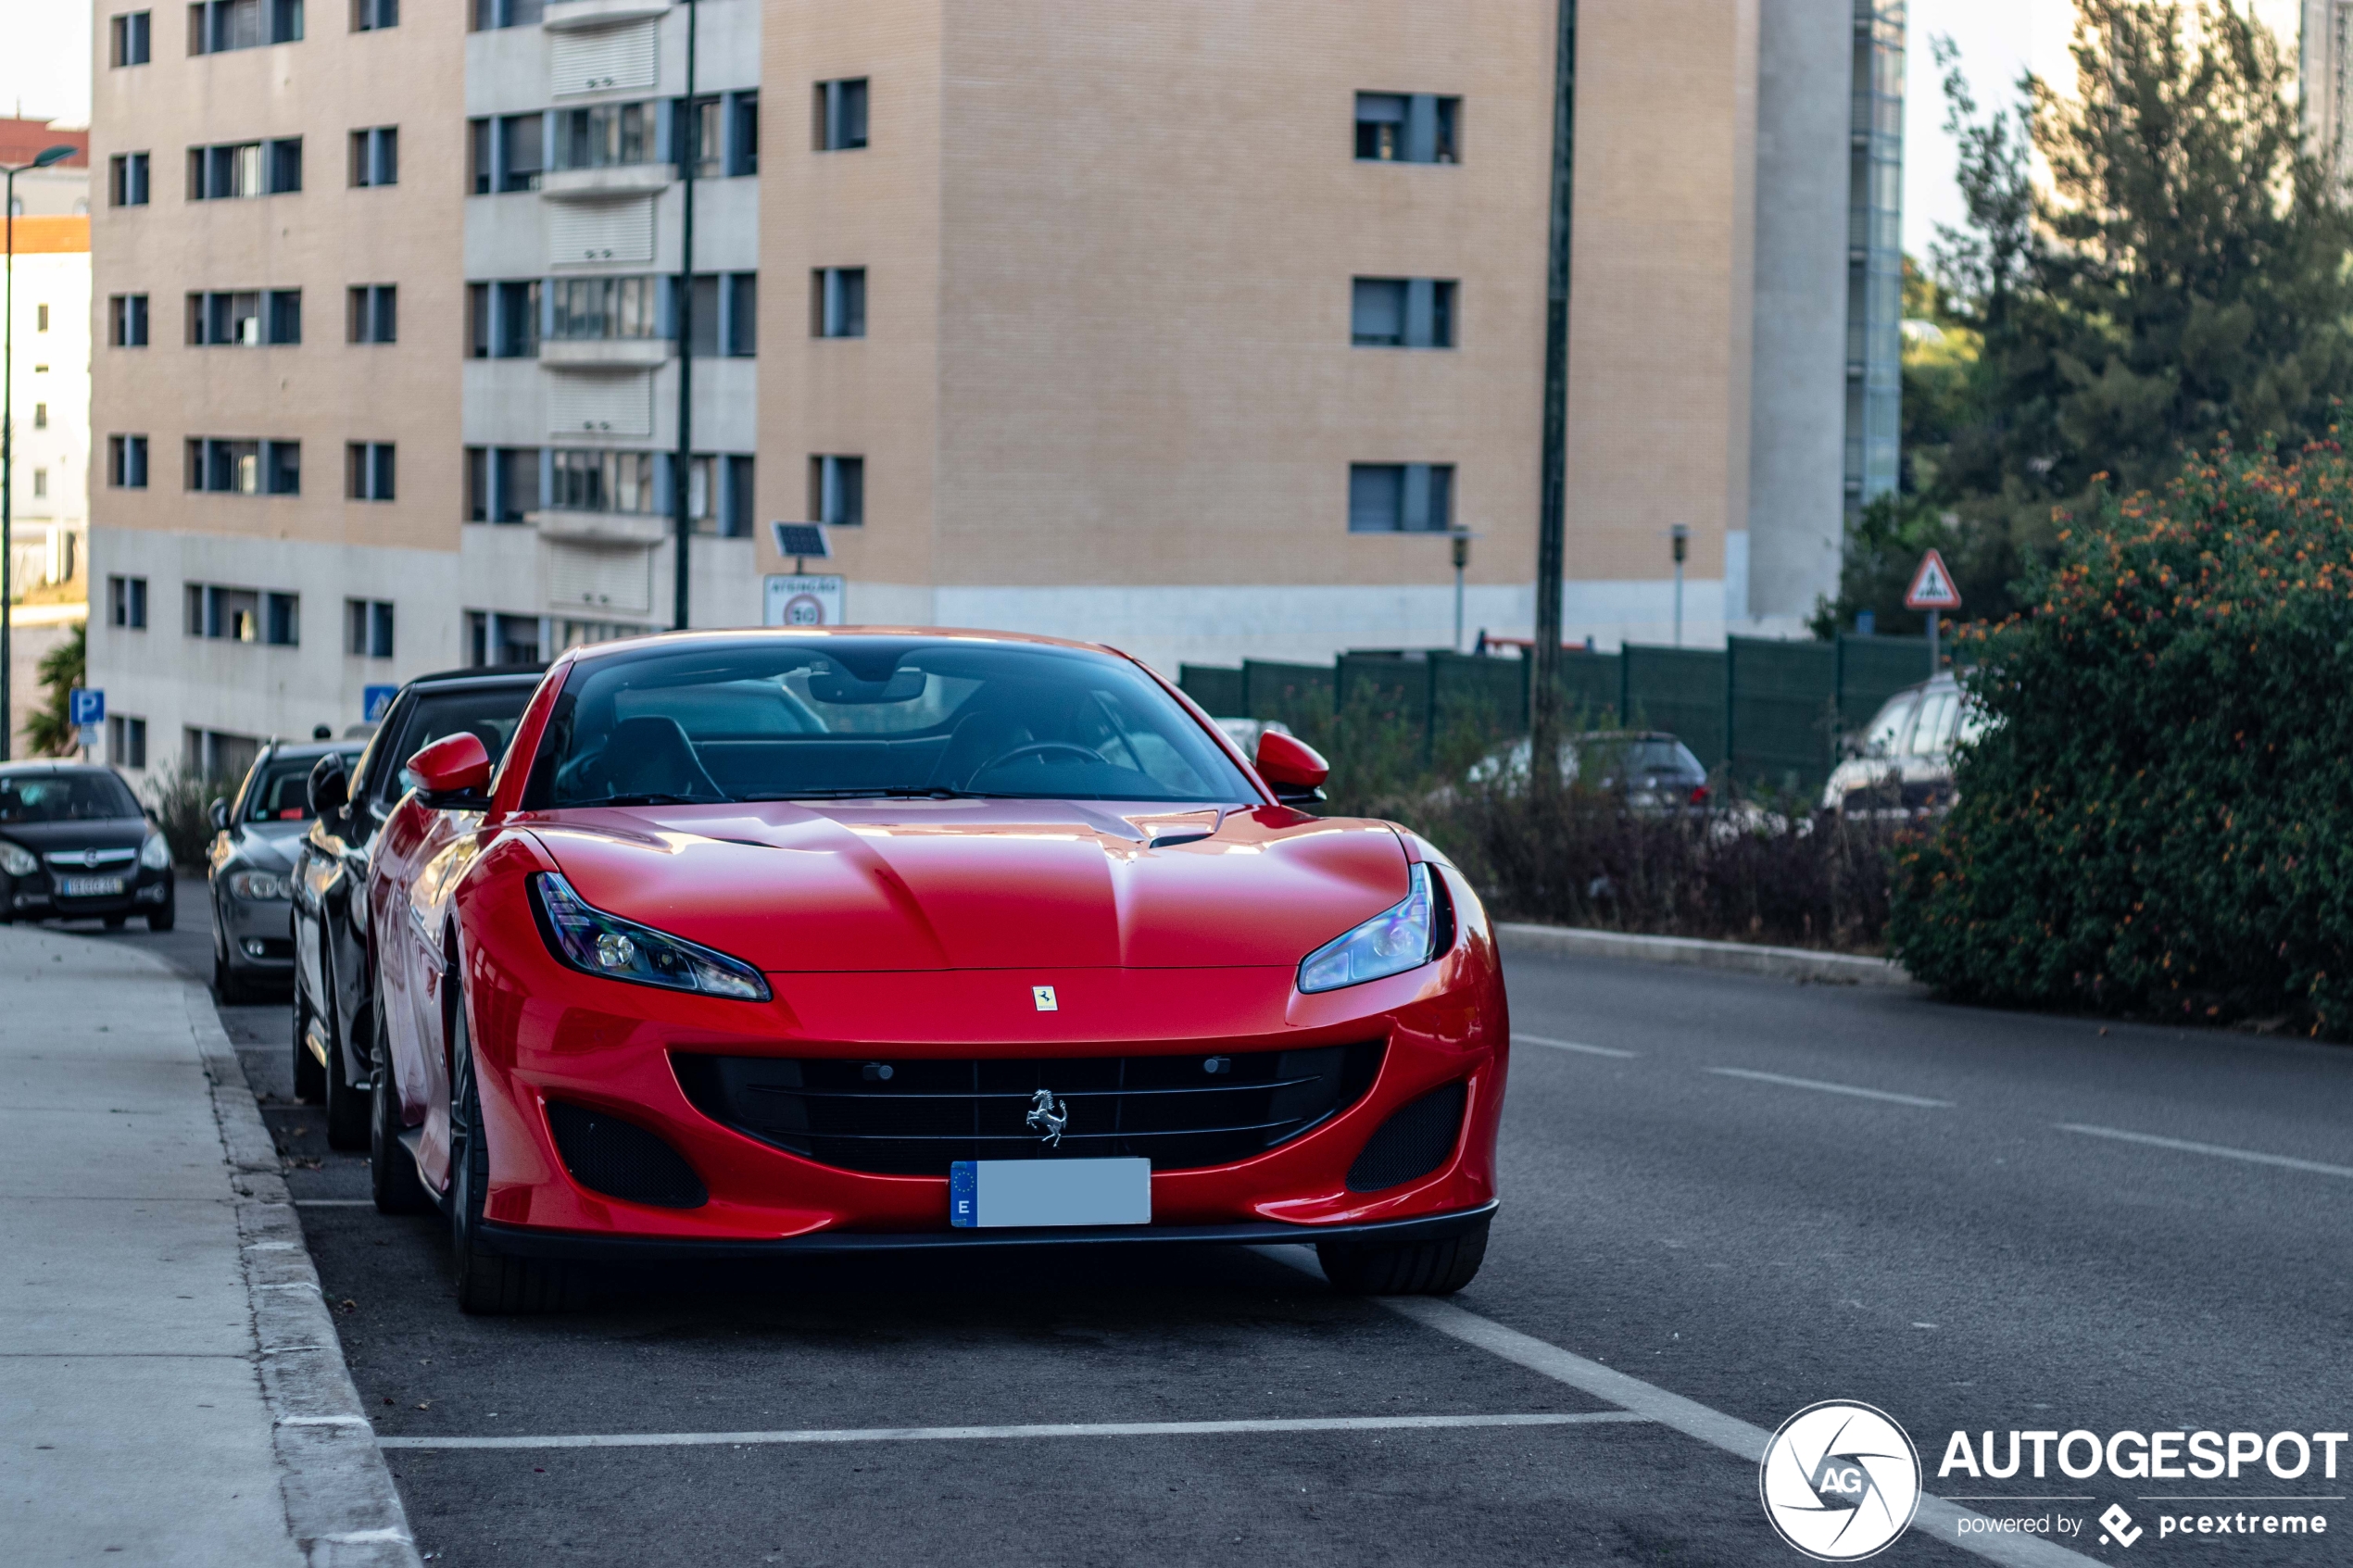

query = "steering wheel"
[974, 741, 1103, 776]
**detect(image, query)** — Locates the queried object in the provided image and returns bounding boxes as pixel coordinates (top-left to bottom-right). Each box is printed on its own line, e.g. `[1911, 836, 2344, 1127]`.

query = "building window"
[109, 294, 150, 346]
[812, 267, 864, 338]
[471, 112, 546, 194]
[469, 279, 541, 358]
[729, 91, 760, 176]
[189, 137, 302, 199]
[185, 289, 300, 345]
[346, 283, 396, 343]
[679, 273, 720, 356]
[348, 126, 398, 187]
[1348, 462, 1453, 533]
[1352, 278, 1455, 348]
[185, 438, 299, 495]
[31, 405, 47, 431]
[34, 304, 48, 332]
[108, 715, 149, 769]
[724, 454, 753, 537]
[808, 455, 862, 528]
[466, 610, 544, 667]
[469, 0, 541, 29]
[109, 152, 150, 206]
[182, 583, 296, 644]
[346, 598, 394, 657]
[554, 102, 648, 171]
[547, 275, 658, 341]
[265, 593, 300, 645]
[346, 442, 396, 501]
[814, 78, 868, 151]
[350, 0, 396, 30]
[108, 435, 150, 489]
[31, 470, 47, 498]
[549, 449, 657, 514]
[110, 10, 153, 65]
[725, 272, 757, 357]
[190, 0, 304, 55]
[467, 445, 541, 521]
[1353, 94, 1460, 164]
[675, 96, 722, 179]
[109, 575, 150, 628]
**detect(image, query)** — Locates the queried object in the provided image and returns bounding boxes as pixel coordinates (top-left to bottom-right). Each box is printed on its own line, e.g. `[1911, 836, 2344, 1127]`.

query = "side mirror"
[1254, 731, 1330, 806]
[308, 753, 350, 822]
[208, 797, 228, 833]
[409, 733, 493, 808]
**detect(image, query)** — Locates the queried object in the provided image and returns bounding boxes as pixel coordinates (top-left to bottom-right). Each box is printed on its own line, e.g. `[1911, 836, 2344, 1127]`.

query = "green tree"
[23, 621, 85, 759]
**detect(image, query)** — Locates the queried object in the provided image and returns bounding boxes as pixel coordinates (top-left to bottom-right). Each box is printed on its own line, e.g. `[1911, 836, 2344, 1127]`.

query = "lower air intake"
[545, 1101, 708, 1209]
[1345, 1082, 1467, 1192]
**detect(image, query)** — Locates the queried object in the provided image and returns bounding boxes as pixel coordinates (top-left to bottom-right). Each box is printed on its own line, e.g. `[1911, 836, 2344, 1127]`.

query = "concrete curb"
[1495, 922, 1914, 987]
[178, 972, 424, 1568]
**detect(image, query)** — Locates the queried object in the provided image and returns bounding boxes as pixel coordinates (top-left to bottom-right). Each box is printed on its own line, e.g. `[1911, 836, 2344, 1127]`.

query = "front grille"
[673, 1042, 1384, 1176]
[546, 1100, 709, 1209]
[1345, 1082, 1467, 1192]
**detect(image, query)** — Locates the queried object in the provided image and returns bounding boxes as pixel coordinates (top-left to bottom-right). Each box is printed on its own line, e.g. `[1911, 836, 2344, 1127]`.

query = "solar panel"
[772, 521, 831, 560]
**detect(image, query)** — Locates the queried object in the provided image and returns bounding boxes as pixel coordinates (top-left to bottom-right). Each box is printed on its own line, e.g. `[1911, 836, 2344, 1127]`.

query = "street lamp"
[1446, 528, 1480, 654]
[1668, 523, 1690, 647]
[3, 144, 80, 763]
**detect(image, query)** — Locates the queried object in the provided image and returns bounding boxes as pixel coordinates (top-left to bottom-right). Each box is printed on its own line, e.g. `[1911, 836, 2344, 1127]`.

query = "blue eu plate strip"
[949, 1161, 977, 1228]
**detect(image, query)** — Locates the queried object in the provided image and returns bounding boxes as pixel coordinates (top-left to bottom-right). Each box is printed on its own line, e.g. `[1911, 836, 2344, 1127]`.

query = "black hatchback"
[0, 764, 177, 929]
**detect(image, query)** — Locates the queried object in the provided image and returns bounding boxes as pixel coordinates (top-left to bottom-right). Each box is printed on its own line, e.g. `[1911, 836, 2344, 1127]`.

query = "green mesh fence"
[1240, 660, 1335, 725]
[1729, 636, 1837, 793]
[1553, 649, 1623, 725]
[1178, 664, 1244, 716]
[1835, 634, 1935, 729]
[1624, 646, 1728, 767]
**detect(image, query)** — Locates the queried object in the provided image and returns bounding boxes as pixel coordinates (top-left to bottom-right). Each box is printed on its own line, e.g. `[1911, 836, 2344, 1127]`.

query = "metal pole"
[1451, 532, 1468, 654]
[1927, 610, 1939, 678]
[4, 169, 17, 762]
[1530, 0, 1577, 783]
[671, 0, 699, 631]
[1673, 562, 1682, 646]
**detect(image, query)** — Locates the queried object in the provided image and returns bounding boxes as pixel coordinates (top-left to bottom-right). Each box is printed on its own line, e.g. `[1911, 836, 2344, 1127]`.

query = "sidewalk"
[0, 923, 416, 1566]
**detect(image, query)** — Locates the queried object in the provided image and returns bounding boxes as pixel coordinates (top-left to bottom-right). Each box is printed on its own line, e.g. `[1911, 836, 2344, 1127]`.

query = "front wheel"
[447, 989, 580, 1314]
[1316, 1216, 1491, 1296]
[146, 884, 176, 931]
[290, 987, 325, 1104]
[370, 1005, 434, 1216]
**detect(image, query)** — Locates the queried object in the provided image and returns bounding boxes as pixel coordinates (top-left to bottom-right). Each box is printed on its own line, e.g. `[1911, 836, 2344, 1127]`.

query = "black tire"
[370, 1006, 434, 1216]
[322, 1028, 370, 1151]
[215, 935, 254, 1007]
[1316, 1216, 1491, 1296]
[448, 987, 580, 1314]
[146, 884, 176, 932]
[291, 986, 326, 1105]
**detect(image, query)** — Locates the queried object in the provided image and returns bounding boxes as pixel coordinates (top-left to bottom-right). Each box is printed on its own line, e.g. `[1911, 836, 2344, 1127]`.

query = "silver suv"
[1820, 672, 1984, 814]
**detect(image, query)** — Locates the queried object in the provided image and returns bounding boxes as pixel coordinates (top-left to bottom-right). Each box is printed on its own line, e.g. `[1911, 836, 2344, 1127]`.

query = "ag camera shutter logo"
[1759, 1400, 1922, 1561]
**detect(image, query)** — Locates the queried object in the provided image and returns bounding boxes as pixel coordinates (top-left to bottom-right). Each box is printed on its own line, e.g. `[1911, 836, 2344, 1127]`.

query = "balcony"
[543, 0, 669, 31]
[528, 509, 671, 546]
[541, 164, 673, 201]
[540, 337, 670, 370]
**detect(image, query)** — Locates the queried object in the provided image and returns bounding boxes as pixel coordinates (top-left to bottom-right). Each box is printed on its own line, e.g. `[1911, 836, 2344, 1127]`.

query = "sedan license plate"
[949, 1158, 1151, 1229]
[57, 875, 125, 898]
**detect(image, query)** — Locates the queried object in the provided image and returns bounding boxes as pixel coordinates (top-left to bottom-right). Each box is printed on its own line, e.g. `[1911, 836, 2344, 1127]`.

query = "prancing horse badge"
[1032, 985, 1058, 1011]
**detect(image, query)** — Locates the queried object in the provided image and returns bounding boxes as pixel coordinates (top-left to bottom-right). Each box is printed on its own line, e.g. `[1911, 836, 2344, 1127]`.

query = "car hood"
[0, 818, 148, 856]
[520, 799, 1412, 972]
[222, 828, 301, 872]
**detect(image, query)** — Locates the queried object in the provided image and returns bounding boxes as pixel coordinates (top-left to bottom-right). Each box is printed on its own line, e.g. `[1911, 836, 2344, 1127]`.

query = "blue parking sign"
[363, 685, 397, 722]
[68, 688, 103, 727]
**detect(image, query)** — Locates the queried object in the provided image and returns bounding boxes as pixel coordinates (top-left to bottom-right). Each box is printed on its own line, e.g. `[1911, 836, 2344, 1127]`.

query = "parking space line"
[293, 1199, 376, 1207]
[375, 1411, 1651, 1450]
[1252, 1249, 2095, 1568]
[1515, 1035, 1638, 1059]
[1707, 1067, 1952, 1108]
[2056, 1123, 2353, 1179]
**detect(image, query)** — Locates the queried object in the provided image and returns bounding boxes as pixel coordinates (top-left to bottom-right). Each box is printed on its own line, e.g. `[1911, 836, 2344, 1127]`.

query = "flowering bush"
[1890, 443, 2353, 1034]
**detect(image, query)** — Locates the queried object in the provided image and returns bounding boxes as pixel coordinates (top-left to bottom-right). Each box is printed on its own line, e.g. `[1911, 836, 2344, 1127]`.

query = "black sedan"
[0, 764, 176, 929]
[291, 666, 545, 1150]
[207, 739, 365, 1005]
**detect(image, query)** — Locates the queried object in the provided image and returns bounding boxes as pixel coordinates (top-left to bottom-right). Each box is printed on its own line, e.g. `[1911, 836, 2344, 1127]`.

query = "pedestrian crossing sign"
[1904, 549, 1962, 611]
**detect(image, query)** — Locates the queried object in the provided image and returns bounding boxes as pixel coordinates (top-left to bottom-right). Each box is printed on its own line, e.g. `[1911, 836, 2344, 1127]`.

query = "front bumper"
[443, 858, 1510, 1255]
[4, 864, 173, 919]
[219, 891, 296, 967]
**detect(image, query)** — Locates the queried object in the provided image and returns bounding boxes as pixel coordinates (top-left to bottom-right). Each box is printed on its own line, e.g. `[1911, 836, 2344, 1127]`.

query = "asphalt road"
[62, 879, 2353, 1565]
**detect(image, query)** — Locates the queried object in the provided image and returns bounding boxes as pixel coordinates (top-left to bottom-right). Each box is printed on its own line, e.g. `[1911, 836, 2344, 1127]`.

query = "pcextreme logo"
[1759, 1401, 1924, 1562]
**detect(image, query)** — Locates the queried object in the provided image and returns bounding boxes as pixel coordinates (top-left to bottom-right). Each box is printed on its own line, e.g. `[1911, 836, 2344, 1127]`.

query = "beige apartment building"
[87, 0, 1893, 778]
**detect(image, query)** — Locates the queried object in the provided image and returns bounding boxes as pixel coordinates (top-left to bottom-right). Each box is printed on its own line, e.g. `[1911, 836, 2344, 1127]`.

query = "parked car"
[208, 740, 367, 1003]
[1820, 671, 1983, 814]
[289, 666, 547, 1148]
[1466, 730, 1711, 809]
[370, 630, 1504, 1312]
[0, 763, 175, 930]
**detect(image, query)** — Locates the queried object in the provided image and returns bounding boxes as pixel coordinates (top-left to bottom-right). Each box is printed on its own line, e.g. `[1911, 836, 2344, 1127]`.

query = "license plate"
[57, 876, 125, 898]
[950, 1158, 1151, 1229]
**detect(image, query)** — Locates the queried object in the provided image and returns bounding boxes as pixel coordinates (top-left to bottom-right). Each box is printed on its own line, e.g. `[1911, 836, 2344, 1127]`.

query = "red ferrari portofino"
[369, 630, 1507, 1311]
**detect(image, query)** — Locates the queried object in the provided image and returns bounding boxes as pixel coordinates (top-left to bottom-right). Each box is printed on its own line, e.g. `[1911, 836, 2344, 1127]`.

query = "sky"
[0, 0, 2310, 268]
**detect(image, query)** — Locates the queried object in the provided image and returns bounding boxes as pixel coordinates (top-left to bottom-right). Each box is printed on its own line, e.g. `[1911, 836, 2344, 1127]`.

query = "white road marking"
[1707, 1066, 1952, 1108]
[293, 1198, 378, 1207]
[1515, 1035, 1637, 1059]
[1254, 1248, 2096, 1568]
[2056, 1123, 2353, 1180]
[375, 1411, 1651, 1450]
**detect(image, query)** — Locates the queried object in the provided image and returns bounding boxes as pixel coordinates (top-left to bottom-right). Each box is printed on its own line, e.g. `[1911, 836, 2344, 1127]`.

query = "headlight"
[1298, 862, 1443, 995]
[0, 840, 35, 877]
[140, 833, 173, 871]
[226, 870, 289, 901]
[528, 872, 771, 1002]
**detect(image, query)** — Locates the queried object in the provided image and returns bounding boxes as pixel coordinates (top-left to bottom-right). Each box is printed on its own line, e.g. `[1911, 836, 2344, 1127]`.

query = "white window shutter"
[546, 371, 654, 437]
[550, 20, 659, 97]
[547, 197, 656, 266]
[546, 543, 653, 615]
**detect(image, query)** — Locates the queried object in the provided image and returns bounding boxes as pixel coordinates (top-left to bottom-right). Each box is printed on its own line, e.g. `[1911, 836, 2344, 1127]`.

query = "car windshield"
[523, 637, 1257, 807]
[1862, 694, 1917, 757]
[0, 771, 142, 823]
[1573, 737, 1700, 778]
[380, 687, 536, 803]
[245, 751, 363, 822]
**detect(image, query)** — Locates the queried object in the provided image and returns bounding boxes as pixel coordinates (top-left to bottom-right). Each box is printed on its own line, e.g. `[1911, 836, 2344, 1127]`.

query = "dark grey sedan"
[207, 740, 364, 1003]
[0, 764, 176, 929]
